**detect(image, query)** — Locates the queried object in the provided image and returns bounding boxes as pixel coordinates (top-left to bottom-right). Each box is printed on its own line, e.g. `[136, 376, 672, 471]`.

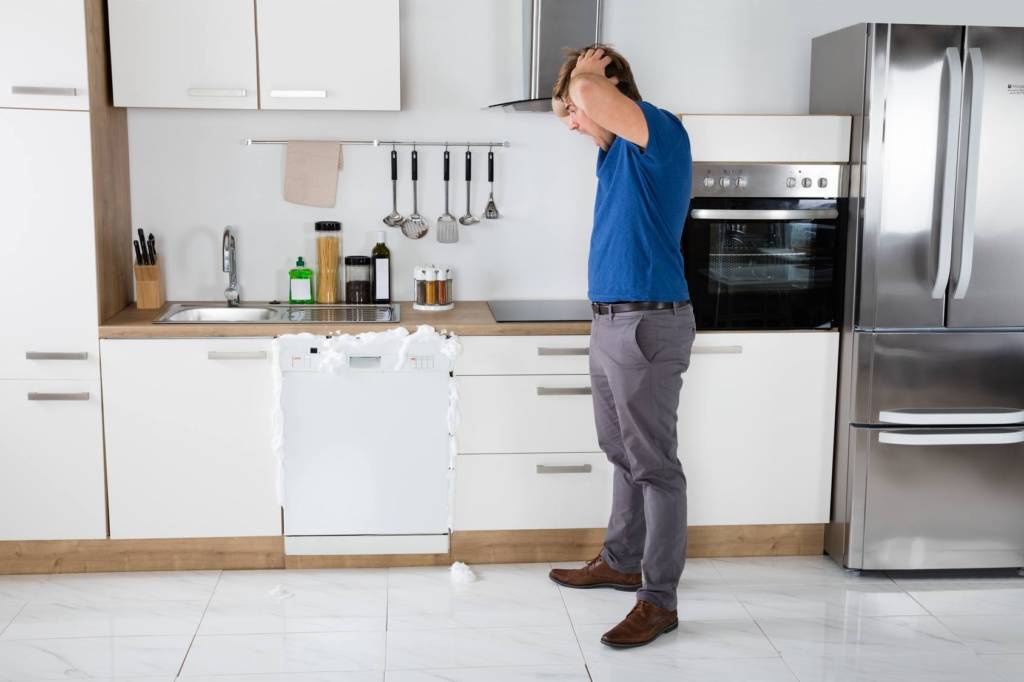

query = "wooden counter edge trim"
[0, 524, 823, 575]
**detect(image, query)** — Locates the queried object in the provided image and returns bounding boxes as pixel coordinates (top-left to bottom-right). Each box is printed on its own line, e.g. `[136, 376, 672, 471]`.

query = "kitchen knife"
[133, 239, 144, 266]
[147, 233, 157, 264]
[137, 228, 149, 264]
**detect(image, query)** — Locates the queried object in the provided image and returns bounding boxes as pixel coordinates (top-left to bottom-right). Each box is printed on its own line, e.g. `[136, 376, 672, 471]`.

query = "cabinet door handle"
[12, 85, 77, 96]
[537, 347, 589, 356]
[692, 345, 743, 355]
[537, 464, 592, 474]
[269, 89, 328, 98]
[537, 386, 591, 396]
[187, 88, 247, 97]
[25, 351, 89, 360]
[207, 351, 268, 360]
[27, 392, 90, 401]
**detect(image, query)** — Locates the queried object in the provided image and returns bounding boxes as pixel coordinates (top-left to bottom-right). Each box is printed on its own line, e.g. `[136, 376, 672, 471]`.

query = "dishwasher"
[274, 329, 457, 556]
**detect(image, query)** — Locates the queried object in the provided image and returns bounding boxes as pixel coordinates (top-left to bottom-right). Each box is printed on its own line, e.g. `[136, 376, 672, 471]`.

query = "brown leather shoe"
[548, 555, 642, 591]
[600, 600, 679, 648]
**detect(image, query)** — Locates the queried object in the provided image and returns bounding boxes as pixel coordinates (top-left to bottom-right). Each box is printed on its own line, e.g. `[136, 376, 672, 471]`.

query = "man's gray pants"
[590, 304, 696, 611]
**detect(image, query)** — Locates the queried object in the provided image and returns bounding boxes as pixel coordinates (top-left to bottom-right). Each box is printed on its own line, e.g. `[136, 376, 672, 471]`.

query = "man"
[547, 45, 695, 649]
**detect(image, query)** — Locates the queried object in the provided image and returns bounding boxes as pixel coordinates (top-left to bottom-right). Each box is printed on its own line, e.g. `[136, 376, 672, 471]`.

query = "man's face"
[557, 96, 606, 147]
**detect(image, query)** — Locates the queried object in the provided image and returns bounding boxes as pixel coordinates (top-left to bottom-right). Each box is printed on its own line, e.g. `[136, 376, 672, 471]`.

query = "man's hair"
[551, 43, 642, 103]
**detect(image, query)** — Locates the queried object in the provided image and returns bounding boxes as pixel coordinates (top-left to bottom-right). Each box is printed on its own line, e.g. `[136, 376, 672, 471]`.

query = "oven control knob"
[818, 177, 829, 188]
[703, 176, 715, 188]
[736, 176, 749, 189]
[801, 177, 813, 188]
[786, 177, 797, 188]
[719, 176, 732, 188]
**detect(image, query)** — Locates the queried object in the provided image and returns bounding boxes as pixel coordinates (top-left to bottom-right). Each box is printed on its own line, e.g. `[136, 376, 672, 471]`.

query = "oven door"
[682, 198, 843, 330]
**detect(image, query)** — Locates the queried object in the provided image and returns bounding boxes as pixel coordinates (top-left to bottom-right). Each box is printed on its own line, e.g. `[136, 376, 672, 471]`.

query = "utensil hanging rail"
[243, 138, 510, 148]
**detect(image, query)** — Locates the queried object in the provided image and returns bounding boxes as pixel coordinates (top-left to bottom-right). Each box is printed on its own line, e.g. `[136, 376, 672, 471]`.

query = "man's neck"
[595, 130, 616, 152]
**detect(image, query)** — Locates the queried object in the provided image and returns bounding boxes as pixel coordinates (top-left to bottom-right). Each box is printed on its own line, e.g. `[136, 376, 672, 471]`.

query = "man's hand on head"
[570, 48, 620, 89]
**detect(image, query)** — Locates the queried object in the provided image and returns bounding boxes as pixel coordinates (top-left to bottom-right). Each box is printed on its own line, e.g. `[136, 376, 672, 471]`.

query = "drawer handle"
[537, 464, 592, 474]
[879, 409, 1024, 426]
[188, 88, 247, 97]
[537, 347, 589, 356]
[207, 351, 268, 360]
[27, 392, 90, 401]
[879, 430, 1024, 446]
[692, 345, 743, 355]
[25, 351, 89, 360]
[537, 386, 592, 396]
[270, 89, 328, 98]
[12, 85, 77, 96]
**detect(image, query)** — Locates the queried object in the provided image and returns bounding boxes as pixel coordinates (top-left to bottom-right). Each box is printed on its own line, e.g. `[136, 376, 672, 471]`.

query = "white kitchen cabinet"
[0, 109, 99, 379]
[0, 379, 106, 540]
[454, 453, 612, 531]
[256, 0, 400, 111]
[681, 331, 839, 526]
[452, 331, 839, 530]
[101, 338, 281, 539]
[108, 0, 258, 109]
[458, 336, 591, 376]
[0, 0, 89, 110]
[458, 375, 600, 454]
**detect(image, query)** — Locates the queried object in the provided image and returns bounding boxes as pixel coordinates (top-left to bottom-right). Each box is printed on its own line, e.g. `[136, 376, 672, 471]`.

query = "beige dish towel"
[283, 140, 343, 207]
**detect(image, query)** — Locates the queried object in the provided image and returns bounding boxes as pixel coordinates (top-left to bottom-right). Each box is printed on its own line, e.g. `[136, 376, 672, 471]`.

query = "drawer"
[0, 379, 106, 540]
[453, 453, 611, 530]
[458, 375, 599, 453]
[457, 336, 591, 376]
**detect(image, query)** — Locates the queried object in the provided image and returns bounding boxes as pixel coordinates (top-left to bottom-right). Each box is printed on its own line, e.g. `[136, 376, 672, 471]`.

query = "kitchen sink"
[154, 303, 400, 324]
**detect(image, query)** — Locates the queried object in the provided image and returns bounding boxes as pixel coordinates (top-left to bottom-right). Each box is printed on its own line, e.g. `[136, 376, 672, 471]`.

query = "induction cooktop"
[487, 299, 592, 323]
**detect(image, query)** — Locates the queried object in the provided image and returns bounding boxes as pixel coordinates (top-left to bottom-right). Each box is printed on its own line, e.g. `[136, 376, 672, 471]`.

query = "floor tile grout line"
[551, 568, 592, 679]
[176, 569, 223, 679]
[0, 601, 29, 640]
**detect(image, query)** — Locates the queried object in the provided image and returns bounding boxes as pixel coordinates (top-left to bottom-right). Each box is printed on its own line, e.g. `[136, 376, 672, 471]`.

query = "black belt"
[591, 300, 690, 315]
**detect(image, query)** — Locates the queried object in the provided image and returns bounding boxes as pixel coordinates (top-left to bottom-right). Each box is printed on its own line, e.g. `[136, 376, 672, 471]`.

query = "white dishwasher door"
[278, 334, 452, 537]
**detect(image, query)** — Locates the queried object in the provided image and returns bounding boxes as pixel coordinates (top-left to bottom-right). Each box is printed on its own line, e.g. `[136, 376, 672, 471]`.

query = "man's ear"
[552, 97, 569, 118]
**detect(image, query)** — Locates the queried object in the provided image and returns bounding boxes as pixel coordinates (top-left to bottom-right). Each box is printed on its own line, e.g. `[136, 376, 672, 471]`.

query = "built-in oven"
[682, 163, 848, 330]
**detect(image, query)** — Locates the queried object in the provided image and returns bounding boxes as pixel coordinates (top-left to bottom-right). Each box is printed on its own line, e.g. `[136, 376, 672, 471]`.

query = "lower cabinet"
[453, 453, 612, 531]
[0, 379, 106, 540]
[453, 331, 839, 530]
[100, 338, 280, 539]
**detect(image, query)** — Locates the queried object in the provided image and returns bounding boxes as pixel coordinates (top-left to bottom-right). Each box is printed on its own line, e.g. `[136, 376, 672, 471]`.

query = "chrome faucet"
[222, 226, 240, 306]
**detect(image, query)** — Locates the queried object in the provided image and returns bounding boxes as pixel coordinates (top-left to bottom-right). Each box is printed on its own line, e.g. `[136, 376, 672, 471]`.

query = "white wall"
[126, 0, 1024, 303]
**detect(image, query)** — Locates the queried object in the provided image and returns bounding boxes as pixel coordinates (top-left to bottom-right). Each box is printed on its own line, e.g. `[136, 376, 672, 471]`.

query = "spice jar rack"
[414, 265, 454, 311]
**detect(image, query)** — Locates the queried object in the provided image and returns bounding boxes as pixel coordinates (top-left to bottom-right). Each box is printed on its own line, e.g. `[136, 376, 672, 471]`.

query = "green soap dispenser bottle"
[289, 257, 314, 304]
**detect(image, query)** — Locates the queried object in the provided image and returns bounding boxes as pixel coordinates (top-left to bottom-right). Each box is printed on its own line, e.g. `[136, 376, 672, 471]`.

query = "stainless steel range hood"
[489, 0, 603, 112]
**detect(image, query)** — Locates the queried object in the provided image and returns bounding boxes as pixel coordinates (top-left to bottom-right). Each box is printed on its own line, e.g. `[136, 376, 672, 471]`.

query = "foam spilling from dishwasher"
[450, 561, 477, 584]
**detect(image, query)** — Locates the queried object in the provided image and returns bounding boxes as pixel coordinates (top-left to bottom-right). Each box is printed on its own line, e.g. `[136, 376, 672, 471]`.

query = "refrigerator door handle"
[879, 408, 1024, 426]
[880, 430, 1024, 447]
[952, 46, 985, 300]
[931, 47, 962, 299]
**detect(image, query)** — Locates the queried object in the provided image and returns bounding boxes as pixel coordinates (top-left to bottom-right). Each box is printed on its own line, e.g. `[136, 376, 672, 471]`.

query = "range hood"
[489, 0, 603, 112]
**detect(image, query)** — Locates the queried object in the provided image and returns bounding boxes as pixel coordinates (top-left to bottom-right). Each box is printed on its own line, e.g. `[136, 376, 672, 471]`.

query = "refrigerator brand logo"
[1009, 83, 1024, 95]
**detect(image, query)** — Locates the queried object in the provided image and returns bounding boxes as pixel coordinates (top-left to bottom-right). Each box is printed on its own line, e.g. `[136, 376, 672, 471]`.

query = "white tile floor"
[2, 556, 1024, 681]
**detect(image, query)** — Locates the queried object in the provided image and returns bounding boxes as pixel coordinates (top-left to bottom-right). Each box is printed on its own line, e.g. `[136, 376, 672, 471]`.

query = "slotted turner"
[485, 149, 500, 219]
[437, 150, 459, 243]
[401, 149, 428, 239]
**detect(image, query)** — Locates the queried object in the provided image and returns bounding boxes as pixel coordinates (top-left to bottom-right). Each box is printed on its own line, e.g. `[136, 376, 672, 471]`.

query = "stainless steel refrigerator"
[811, 23, 1024, 570]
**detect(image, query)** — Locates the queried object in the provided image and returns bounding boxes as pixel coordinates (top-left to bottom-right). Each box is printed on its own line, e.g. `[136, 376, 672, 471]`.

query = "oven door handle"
[689, 209, 839, 220]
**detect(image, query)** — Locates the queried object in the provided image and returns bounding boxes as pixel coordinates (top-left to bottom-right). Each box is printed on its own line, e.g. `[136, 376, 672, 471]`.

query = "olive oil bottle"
[372, 231, 391, 303]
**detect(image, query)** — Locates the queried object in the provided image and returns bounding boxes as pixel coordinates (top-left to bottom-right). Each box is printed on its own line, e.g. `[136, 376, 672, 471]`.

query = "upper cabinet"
[0, 0, 89, 110]
[108, 0, 259, 109]
[256, 0, 400, 111]
[107, 0, 401, 111]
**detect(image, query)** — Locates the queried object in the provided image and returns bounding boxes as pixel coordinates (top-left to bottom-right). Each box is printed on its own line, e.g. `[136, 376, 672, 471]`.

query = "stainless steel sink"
[155, 303, 400, 324]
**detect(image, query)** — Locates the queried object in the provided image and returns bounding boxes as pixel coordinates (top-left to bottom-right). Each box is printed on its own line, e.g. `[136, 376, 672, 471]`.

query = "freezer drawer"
[852, 331, 1024, 425]
[851, 425, 1024, 570]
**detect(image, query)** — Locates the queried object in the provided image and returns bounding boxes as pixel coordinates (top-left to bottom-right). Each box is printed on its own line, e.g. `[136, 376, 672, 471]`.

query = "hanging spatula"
[484, 149, 500, 220]
[437, 150, 459, 243]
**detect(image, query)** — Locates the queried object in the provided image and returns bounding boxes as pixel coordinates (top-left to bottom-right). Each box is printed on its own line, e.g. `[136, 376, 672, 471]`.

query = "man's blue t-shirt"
[588, 101, 692, 303]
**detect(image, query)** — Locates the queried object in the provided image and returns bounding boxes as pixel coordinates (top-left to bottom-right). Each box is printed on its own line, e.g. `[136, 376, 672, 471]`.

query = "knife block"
[134, 263, 165, 310]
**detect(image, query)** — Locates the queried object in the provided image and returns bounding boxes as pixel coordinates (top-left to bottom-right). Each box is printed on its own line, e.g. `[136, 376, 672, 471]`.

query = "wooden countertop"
[99, 301, 593, 339]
